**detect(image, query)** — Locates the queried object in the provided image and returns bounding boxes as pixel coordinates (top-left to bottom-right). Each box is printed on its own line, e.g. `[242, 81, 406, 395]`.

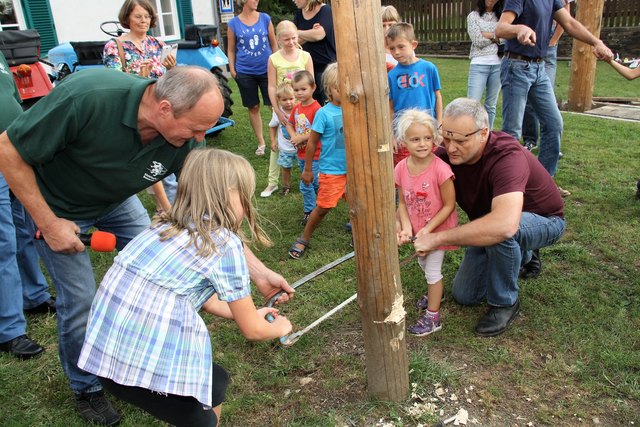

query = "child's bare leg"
[426, 279, 444, 312]
[301, 206, 331, 243]
[248, 104, 266, 149]
[282, 167, 292, 188]
[213, 405, 222, 427]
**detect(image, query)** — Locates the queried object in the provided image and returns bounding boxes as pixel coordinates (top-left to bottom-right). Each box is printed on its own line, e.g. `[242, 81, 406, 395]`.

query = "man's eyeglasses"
[438, 125, 484, 146]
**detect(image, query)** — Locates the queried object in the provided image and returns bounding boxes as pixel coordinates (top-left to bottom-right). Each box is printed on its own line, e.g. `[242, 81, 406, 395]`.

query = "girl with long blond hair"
[79, 148, 291, 426]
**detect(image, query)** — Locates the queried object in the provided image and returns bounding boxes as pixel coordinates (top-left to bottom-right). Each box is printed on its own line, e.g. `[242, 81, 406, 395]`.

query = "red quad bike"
[0, 29, 53, 110]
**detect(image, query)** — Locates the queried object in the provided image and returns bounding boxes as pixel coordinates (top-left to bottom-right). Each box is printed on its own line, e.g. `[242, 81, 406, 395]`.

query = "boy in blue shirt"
[386, 22, 443, 164]
[289, 63, 345, 259]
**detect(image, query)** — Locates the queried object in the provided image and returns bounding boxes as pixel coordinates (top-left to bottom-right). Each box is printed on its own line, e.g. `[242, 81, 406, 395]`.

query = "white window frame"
[0, 0, 26, 31]
[150, 0, 180, 41]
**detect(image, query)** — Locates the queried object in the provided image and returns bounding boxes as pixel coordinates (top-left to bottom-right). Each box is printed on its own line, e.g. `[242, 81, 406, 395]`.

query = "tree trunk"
[567, 0, 605, 112]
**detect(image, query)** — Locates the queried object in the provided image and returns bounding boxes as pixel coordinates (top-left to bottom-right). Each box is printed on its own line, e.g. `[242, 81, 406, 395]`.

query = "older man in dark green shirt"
[0, 64, 296, 426]
[0, 66, 223, 426]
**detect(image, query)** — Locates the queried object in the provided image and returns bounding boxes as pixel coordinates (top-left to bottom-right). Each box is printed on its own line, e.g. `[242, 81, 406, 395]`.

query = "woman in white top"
[466, 0, 503, 129]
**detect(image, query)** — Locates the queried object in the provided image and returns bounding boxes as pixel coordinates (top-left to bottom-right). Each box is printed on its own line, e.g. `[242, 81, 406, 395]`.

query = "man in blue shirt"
[496, 0, 612, 195]
[521, 0, 574, 166]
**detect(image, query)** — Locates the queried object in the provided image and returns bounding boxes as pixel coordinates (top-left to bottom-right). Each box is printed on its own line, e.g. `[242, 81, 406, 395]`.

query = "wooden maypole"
[567, 0, 606, 111]
[331, 0, 409, 401]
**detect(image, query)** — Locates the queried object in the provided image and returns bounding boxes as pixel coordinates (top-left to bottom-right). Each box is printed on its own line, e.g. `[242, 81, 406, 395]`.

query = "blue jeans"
[501, 57, 563, 176]
[467, 63, 501, 129]
[0, 174, 51, 343]
[452, 213, 566, 307]
[298, 159, 319, 214]
[26, 196, 150, 393]
[522, 46, 559, 147]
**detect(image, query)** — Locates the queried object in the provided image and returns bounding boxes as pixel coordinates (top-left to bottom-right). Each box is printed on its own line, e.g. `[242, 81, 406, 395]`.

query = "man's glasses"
[438, 125, 484, 146]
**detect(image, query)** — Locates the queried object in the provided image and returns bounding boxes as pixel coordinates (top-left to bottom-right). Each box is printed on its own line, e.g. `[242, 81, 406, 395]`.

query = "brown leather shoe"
[0, 335, 44, 359]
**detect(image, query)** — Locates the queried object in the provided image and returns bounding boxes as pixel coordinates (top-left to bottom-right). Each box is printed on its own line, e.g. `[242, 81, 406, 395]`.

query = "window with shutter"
[18, 0, 57, 56]
[176, 0, 193, 37]
[150, 0, 180, 41]
[0, 0, 21, 31]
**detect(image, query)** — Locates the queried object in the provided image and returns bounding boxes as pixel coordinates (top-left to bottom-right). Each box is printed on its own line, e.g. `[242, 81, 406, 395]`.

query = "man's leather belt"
[505, 51, 543, 62]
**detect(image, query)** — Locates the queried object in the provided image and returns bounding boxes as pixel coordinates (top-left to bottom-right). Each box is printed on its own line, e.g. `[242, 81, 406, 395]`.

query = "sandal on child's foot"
[255, 145, 266, 156]
[557, 186, 571, 197]
[279, 186, 290, 196]
[289, 238, 310, 259]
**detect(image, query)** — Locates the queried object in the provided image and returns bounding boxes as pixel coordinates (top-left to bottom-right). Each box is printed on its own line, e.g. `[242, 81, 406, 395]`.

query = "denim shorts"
[277, 151, 297, 169]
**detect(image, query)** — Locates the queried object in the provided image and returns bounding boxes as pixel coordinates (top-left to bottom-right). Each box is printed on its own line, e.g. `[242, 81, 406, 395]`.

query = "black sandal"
[288, 237, 309, 259]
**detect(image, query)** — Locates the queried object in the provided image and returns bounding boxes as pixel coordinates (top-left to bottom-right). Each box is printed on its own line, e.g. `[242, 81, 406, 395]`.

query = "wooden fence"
[385, 0, 640, 42]
[601, 0, 640, 27]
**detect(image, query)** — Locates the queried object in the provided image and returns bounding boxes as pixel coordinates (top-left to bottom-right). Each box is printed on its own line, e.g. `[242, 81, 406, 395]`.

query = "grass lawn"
[0, 58, 638, 426]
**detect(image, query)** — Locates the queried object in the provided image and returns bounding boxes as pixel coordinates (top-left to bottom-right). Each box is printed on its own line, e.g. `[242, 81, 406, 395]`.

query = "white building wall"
[48, 0, 215, 43]
[192, 0, 216, 25]
[49, 0, 121, 42]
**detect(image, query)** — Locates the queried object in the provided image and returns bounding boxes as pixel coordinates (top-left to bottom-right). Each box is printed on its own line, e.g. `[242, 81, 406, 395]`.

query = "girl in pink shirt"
[394, 109, 458, 336]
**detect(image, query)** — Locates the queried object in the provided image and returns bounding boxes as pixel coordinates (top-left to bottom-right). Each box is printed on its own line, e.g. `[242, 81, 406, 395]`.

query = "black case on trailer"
[180, 24, 218, 49]
[70, 41, 106, 66]
[0, 29, 41, 66]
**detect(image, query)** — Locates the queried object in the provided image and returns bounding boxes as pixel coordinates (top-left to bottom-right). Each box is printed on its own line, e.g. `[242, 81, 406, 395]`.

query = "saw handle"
[265, 312, 289, 344]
